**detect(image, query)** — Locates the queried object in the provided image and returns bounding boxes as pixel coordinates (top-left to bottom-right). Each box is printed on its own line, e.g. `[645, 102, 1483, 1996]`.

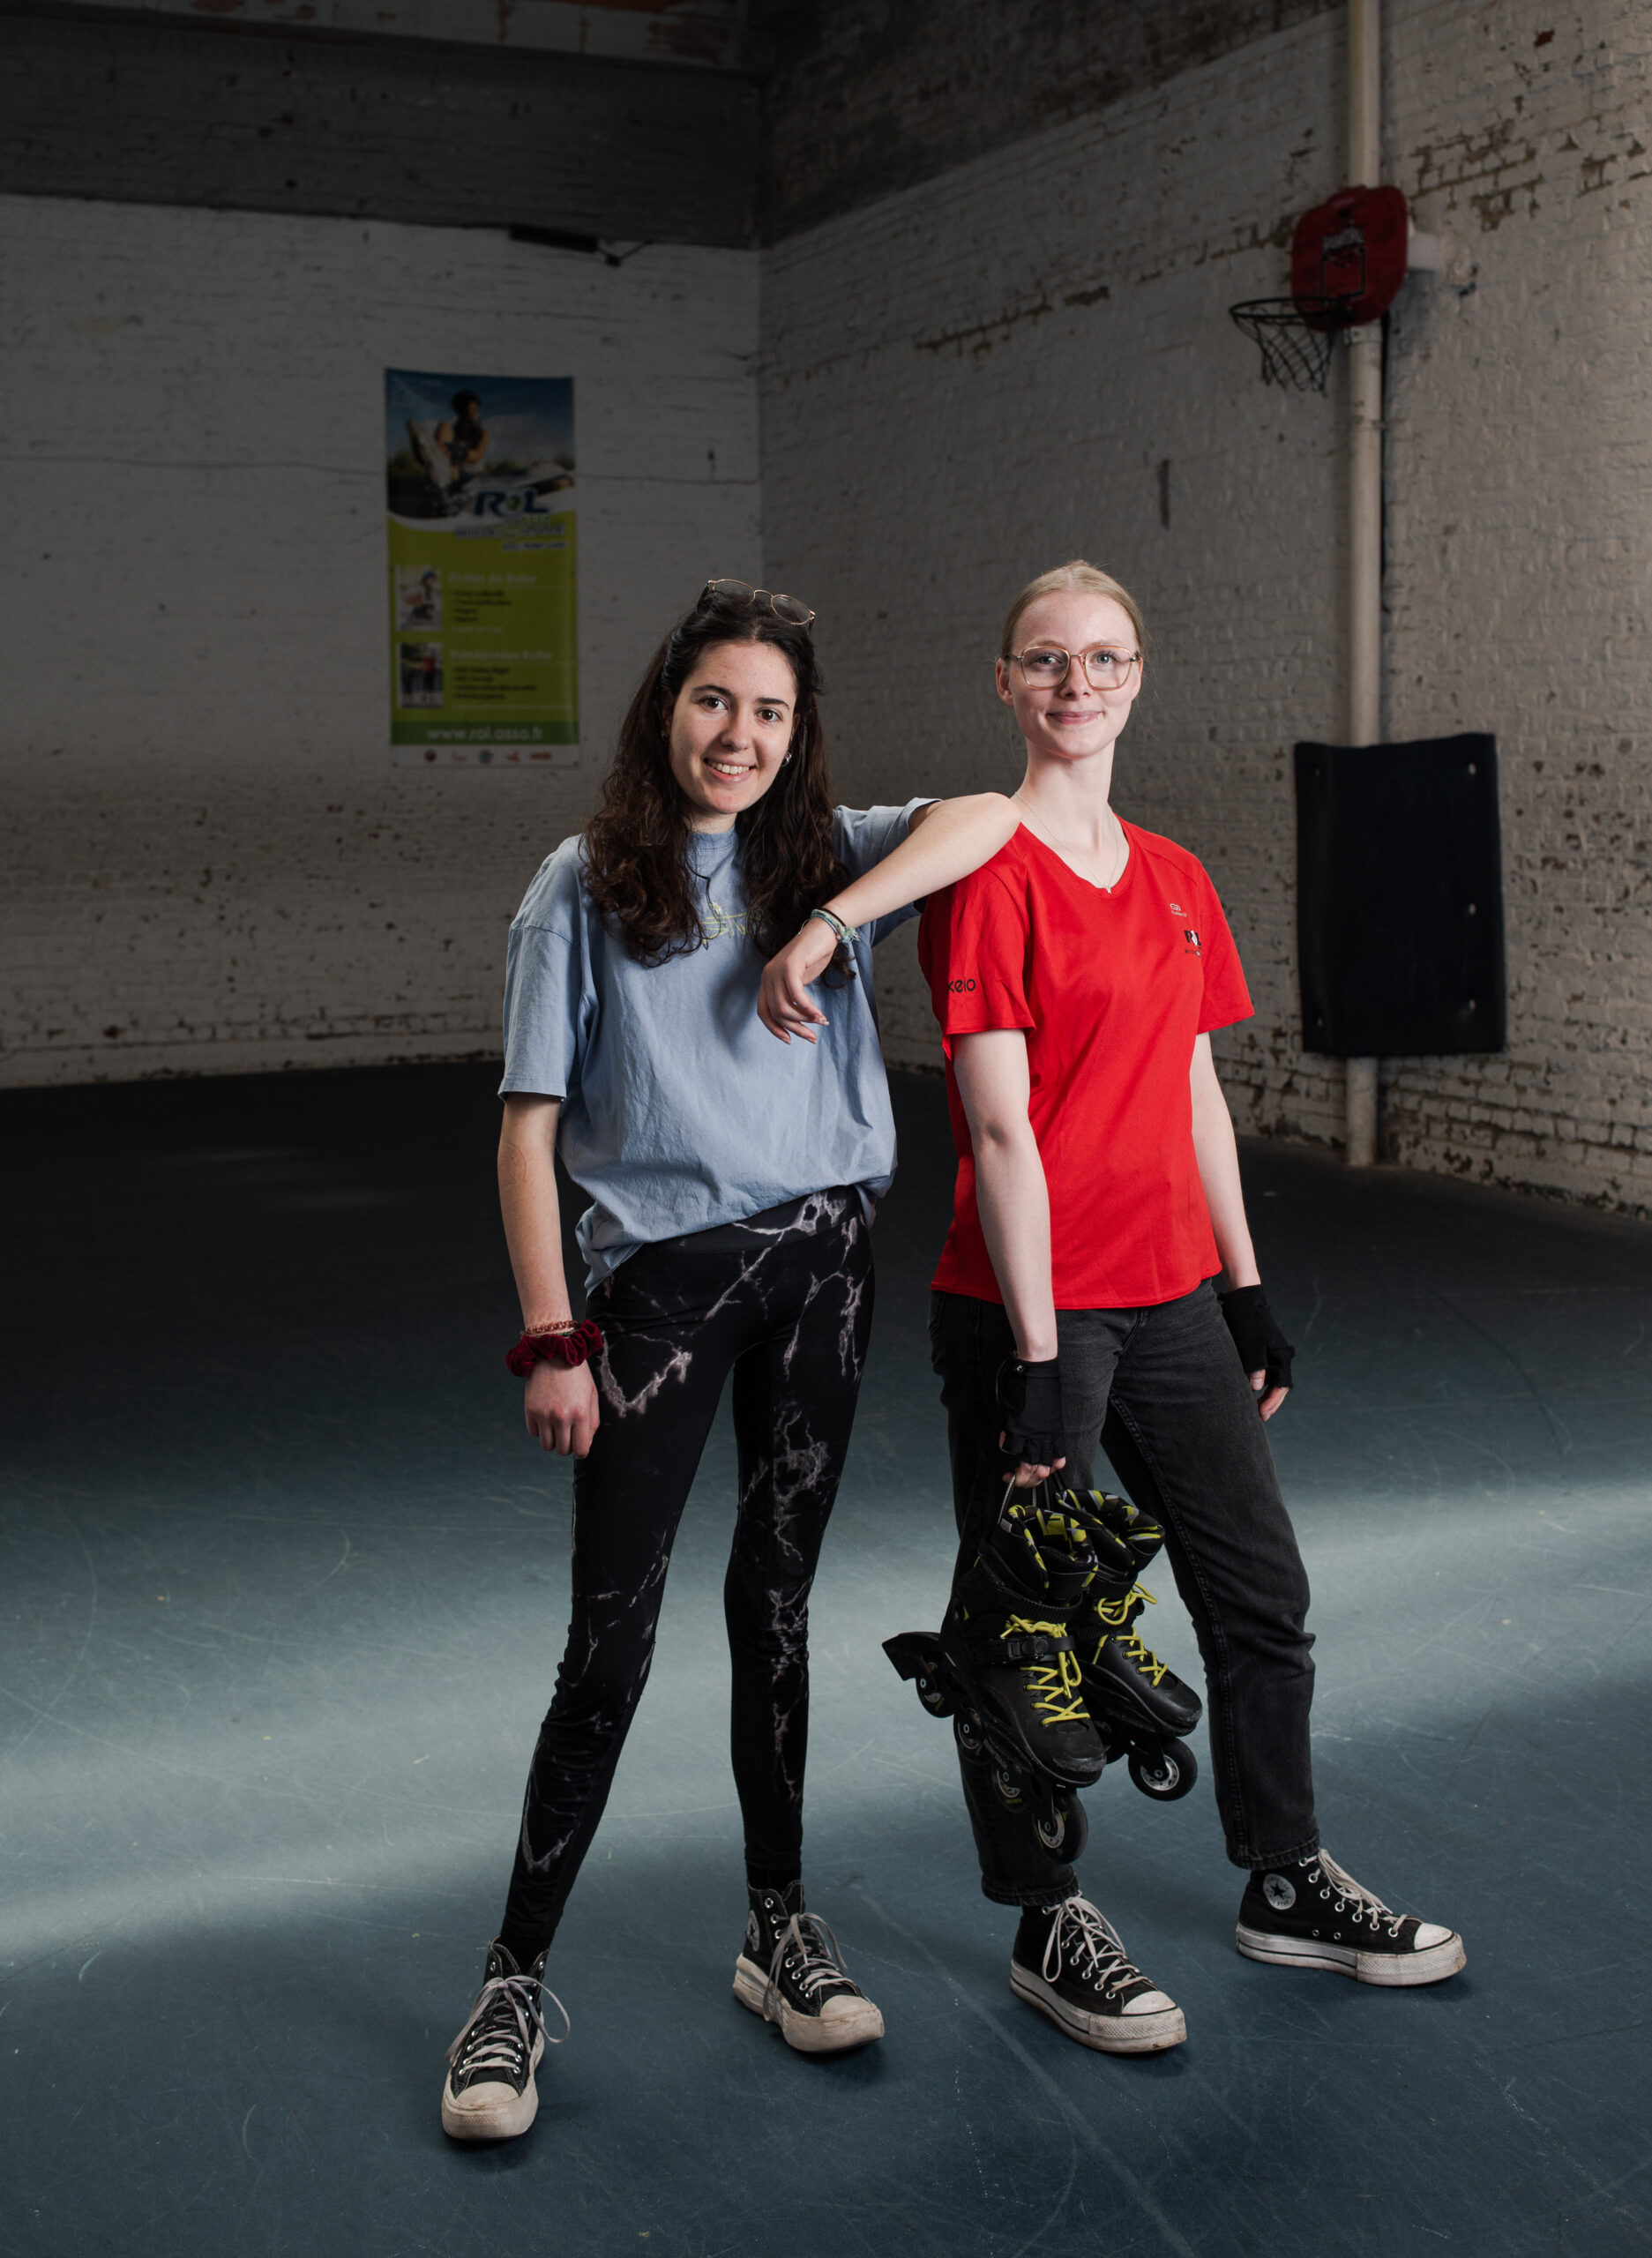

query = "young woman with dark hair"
[440, 579, 1018, 2141]
[917, 560, 1465, 2054]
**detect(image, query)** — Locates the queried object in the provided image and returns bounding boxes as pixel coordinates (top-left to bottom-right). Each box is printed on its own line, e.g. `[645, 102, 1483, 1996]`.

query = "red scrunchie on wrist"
[505, 1319, 604, 1378]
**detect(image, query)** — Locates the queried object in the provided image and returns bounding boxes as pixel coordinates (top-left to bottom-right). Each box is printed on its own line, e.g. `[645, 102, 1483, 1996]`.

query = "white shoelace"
[765, 1912, 858, 2010]
[447, 1968, 571, 2085]
[1043, 1895, 1142, 2001]
[1313, 1853, 1408, 1939]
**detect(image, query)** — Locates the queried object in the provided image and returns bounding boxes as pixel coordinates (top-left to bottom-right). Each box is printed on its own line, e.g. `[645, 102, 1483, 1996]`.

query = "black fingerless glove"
[1218, 1285, 1296, 1392]
[997, 1355, 1065, 1466]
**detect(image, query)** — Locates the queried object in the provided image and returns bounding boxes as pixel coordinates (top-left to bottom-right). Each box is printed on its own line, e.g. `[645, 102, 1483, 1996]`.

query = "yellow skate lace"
[1091, 1585, 1170, 1686]
[1004, 1615, 1091, 1725]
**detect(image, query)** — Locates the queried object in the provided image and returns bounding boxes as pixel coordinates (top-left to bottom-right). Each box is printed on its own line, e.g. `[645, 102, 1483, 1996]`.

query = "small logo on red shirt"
[947, 976, 977, 993]
[1183, 928, 1201, 953]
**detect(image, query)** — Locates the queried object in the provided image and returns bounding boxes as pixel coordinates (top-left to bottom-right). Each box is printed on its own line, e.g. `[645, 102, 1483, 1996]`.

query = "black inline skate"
[1063, 1489, 1203, 1803]
[885, 1486, 1132, 1860]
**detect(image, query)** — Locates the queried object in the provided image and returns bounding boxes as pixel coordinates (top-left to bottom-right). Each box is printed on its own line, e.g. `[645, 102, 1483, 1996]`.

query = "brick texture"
[761, 0, 1652, 1215]
[1381, 2, 1652, 1210]
[7, 4, 1649, 1222]
[0, 13, 757, 246]
[0, 195, 760, 1087]
[759, 0, 1340, 240]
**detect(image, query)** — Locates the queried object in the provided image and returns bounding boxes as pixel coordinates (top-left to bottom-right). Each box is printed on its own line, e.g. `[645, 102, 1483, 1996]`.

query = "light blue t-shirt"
[500, 803, 929, 1286]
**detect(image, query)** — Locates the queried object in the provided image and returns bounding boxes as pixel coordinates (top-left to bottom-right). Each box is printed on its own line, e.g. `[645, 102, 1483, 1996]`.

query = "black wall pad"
[1295, 734, 1506, 1058]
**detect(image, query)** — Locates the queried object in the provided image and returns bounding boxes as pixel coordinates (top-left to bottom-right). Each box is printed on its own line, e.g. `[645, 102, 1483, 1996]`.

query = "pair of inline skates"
[885, 1483, 1201, 1860]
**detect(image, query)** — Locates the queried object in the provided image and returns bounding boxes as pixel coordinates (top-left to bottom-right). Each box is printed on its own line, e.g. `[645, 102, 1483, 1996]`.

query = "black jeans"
[499, 1190, 873, 1962]
[930, 1283, 1319, 1907]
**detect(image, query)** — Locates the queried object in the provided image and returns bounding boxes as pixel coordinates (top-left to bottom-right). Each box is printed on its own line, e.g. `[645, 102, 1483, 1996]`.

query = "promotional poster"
[384, 370, 577, 766]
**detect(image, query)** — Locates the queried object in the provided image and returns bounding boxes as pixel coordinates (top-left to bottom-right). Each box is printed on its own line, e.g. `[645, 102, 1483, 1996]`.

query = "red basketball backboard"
[1291, 185, 1409, 326]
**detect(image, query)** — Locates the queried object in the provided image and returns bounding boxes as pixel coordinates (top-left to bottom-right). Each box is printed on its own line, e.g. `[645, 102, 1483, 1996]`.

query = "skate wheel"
[916, 1672, 954, 1719]
[954, 1711, 988, 1762]
[1127, 1738, 1198, 1802]
[990, 1762, 1027, 1812]
[1034, 1792, 1088, 1861]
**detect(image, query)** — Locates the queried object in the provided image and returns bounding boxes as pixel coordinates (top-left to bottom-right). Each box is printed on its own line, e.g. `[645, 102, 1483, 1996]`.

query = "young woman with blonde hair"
[916, 559, 1464, 2052]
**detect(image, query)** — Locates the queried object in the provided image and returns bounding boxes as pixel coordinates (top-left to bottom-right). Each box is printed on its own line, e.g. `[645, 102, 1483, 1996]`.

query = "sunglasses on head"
[700, 577, 817, 628]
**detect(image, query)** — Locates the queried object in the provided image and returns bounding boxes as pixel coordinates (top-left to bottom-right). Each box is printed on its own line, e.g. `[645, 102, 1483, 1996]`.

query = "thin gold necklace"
[1014, 798, 1127, 890]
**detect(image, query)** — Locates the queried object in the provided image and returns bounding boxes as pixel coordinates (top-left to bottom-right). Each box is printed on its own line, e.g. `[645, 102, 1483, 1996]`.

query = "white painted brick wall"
[0, 196, 760, 1086]
[1382, 2, 1652, 1209]
[762, 0, 1652, 1215]
[8, 4, 1649, 1225]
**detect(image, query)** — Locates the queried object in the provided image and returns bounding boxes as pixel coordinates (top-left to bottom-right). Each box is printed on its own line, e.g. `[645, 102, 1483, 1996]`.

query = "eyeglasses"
[1007, 644, 1141, 690]
[701, 577, 816, 627]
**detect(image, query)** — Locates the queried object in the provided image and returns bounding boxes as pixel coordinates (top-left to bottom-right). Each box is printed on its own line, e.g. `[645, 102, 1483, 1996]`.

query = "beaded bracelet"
[505, 1319, 604, 1378]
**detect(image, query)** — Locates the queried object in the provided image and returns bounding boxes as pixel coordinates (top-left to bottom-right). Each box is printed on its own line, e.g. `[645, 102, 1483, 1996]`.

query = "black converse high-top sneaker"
[1237, 1851, 1465, 1986]
[441, 1939, 569, 2141]
[734, 1884, 885, 2054]
[1011, 1895, 1186, 2053]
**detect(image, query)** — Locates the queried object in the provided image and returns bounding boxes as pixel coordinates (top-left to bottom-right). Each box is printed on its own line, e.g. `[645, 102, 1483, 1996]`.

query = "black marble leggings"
[498, 1190, 873, 1963]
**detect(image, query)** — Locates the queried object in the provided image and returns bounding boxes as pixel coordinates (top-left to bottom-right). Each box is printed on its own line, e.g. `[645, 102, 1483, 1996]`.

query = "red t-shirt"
[918, 821, 1252, 1310]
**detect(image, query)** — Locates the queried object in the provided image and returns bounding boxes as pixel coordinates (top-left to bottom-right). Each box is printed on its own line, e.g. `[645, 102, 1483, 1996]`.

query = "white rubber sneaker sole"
[1235, 1922, 1466, 1987]
[1010, 1960, 1187, 2053]
[732, 1954, 886, 2053]
[440, 2040, 543, 2142]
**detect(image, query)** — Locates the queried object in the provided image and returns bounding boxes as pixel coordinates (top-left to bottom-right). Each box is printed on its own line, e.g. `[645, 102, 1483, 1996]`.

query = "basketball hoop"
[1231, 184, 1411, 393]
[1228, 296, 1357, 393]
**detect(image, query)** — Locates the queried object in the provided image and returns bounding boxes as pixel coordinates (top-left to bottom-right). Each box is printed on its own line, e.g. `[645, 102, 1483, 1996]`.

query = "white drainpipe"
[1344, 0, 1382, 1166]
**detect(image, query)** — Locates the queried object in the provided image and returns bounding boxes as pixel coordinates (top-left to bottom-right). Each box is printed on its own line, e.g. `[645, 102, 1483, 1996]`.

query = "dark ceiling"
[0, 0, 1338, 249]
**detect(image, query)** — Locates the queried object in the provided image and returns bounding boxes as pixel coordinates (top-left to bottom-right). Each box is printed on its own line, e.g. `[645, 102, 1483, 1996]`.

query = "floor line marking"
[856, 1886, 1201, 2258]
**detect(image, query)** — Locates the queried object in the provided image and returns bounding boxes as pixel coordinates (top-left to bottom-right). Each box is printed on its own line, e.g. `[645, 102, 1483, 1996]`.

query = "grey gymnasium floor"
[3, 1061, 1651, 2258]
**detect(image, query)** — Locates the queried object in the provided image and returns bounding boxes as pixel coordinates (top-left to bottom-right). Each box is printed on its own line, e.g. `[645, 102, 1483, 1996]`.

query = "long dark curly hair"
[582, 587, 849, 967]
